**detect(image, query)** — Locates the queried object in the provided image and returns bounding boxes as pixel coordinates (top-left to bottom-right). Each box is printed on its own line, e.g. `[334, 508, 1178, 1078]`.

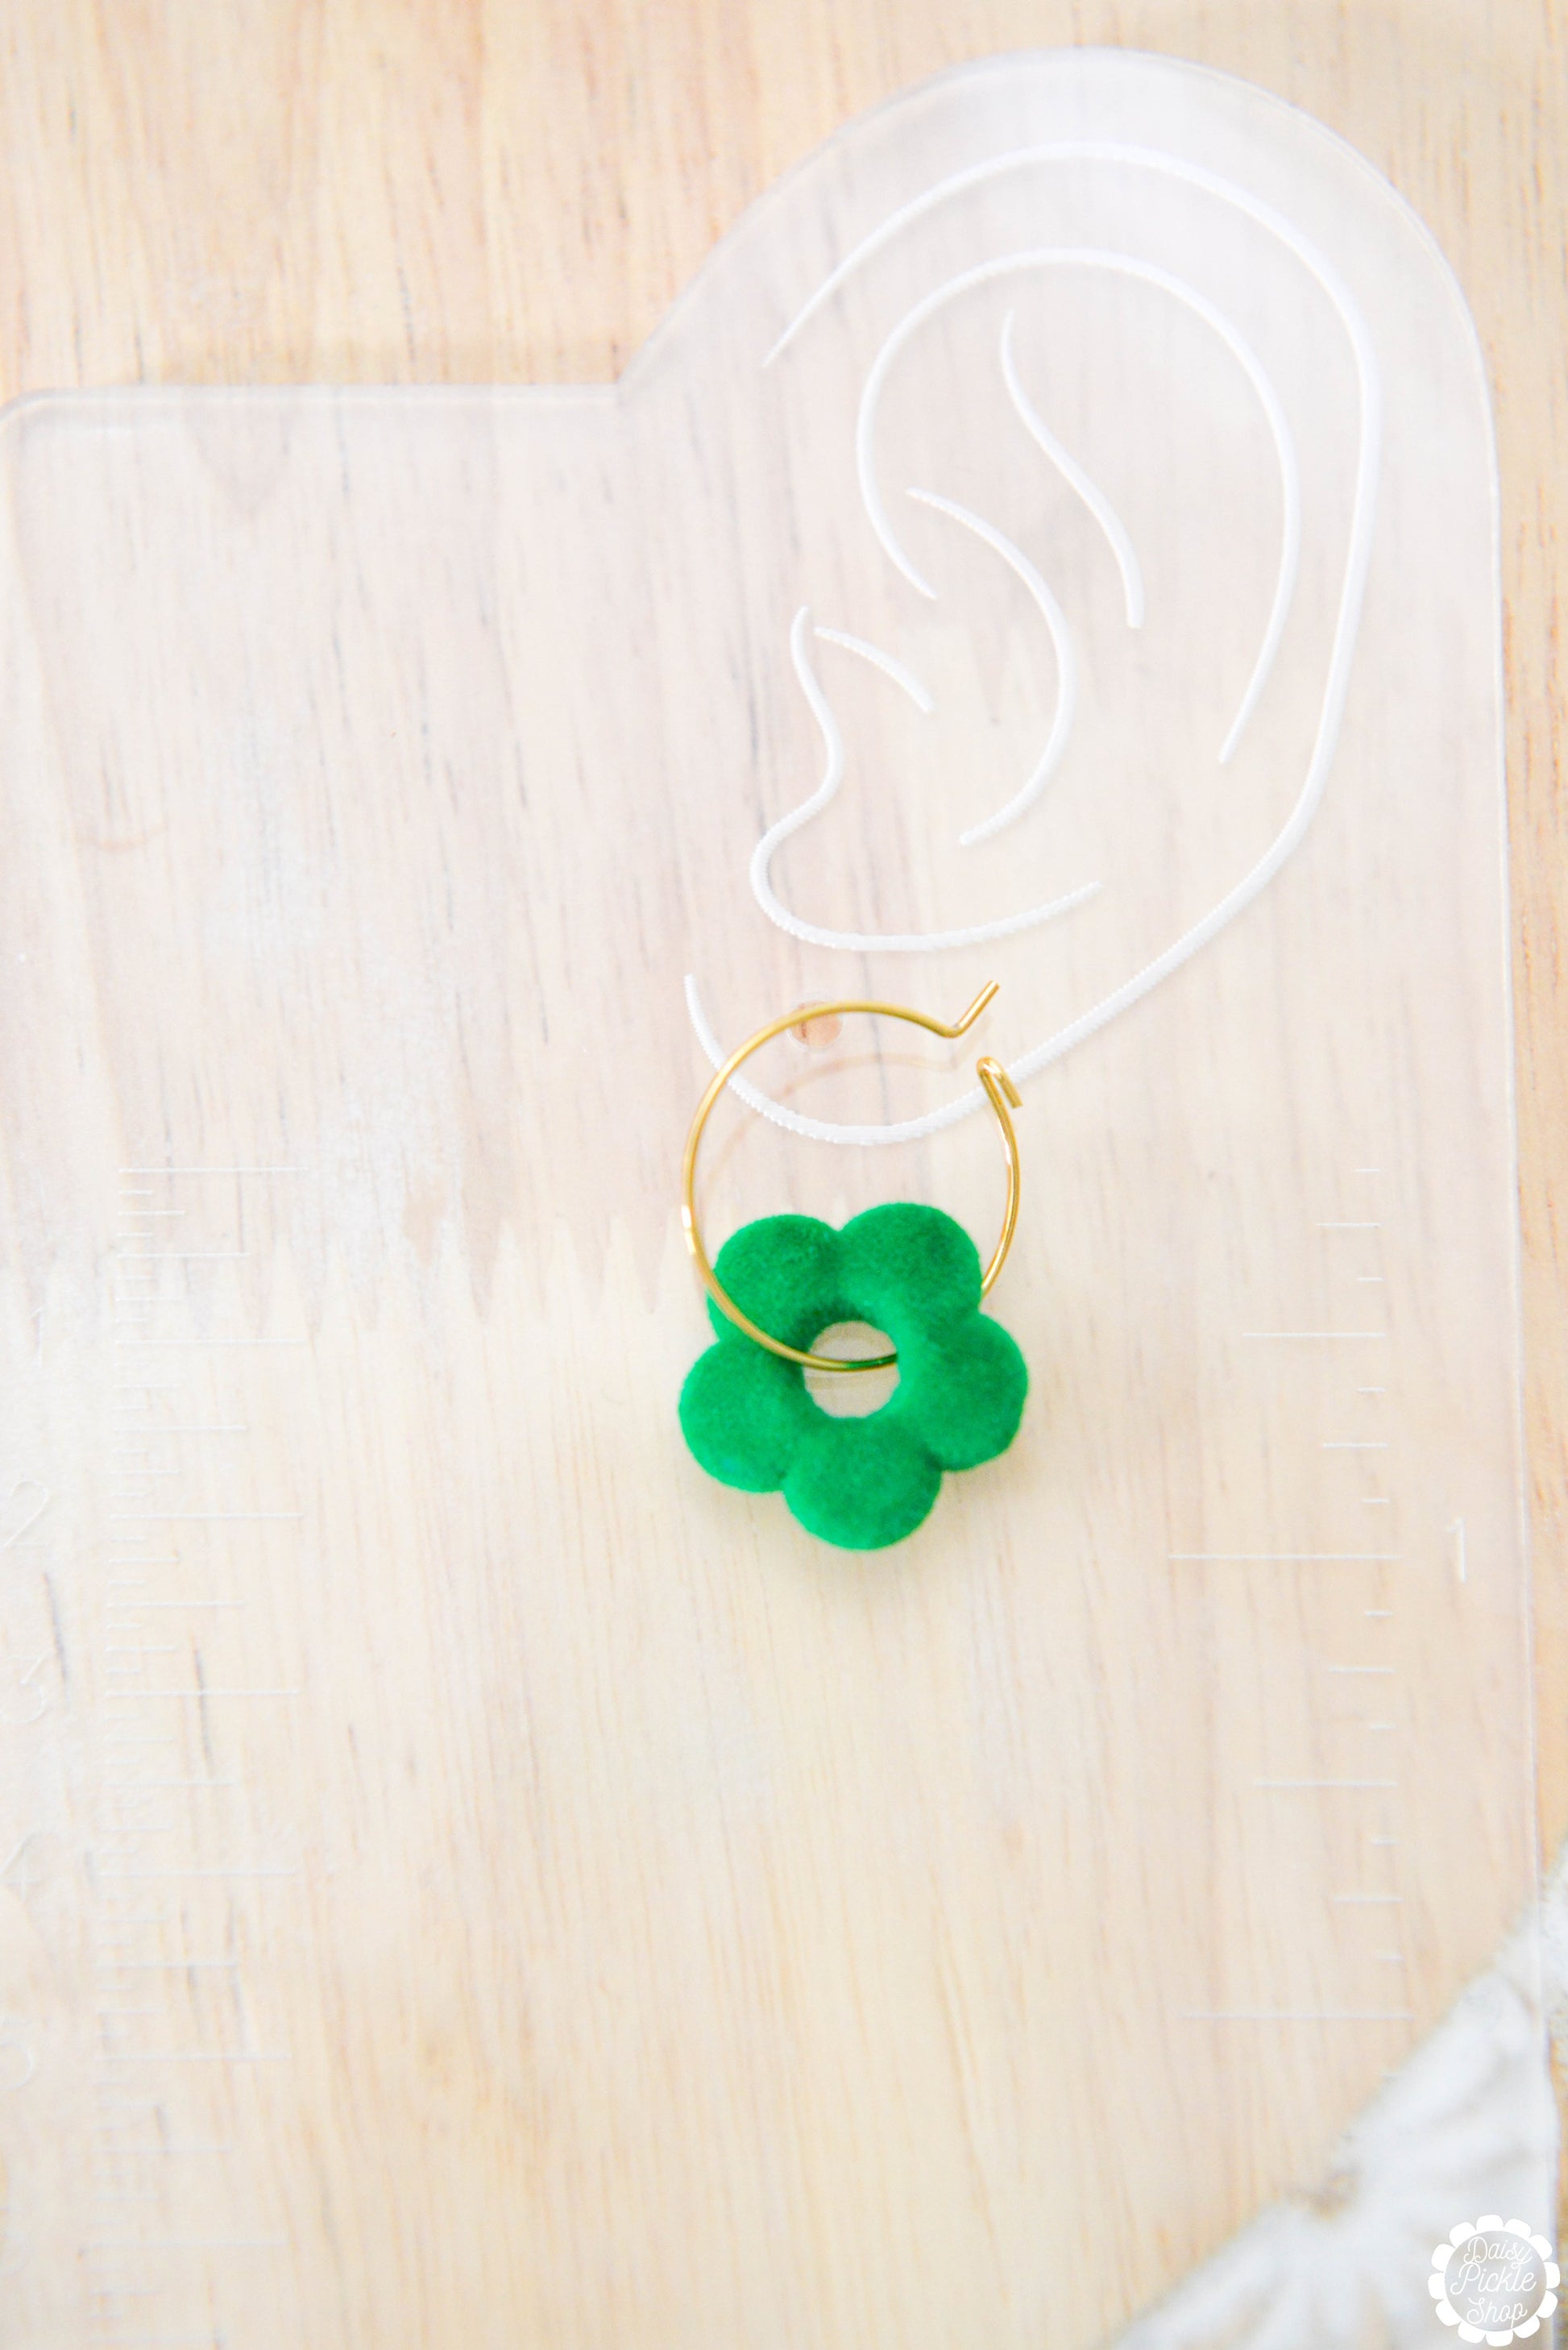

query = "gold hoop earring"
[678, 982, 1029, 1549]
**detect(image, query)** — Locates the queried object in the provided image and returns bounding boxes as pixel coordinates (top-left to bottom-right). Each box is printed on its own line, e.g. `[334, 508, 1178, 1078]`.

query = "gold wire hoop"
[680, 982, 1023, 1374]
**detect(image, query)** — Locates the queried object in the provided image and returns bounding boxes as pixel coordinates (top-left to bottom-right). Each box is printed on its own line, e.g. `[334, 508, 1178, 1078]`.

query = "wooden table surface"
[4, 0, 1556, 1833]
[1, 0, 1560, 2254]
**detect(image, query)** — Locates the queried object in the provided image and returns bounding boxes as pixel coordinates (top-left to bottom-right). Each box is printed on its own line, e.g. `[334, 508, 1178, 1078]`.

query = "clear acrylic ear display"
[0, 48, 1545, 2350]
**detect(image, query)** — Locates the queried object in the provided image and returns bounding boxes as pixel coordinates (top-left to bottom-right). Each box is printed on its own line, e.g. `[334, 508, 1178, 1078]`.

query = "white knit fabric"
[1115, 1857, 1562, 2347]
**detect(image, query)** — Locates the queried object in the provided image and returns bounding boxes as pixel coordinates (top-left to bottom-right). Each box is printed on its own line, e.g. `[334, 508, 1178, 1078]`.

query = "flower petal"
[836, 1204, 981, 1339]
[784, 1414, 942, 1549]
[679, 1343, 813, 1493]
[900, 1314, 1028, 1469]
[709, 1214, 841, 1352]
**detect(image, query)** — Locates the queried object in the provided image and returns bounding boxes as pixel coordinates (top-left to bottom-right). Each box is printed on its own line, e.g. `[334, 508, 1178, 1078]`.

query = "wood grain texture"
[0, 2, 1560, 2327]
[0, 0, 1558, 1845]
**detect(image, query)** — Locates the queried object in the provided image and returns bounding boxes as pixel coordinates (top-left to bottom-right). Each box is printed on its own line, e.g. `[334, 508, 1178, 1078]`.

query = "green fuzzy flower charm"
[679, 1204, 1027, 1550]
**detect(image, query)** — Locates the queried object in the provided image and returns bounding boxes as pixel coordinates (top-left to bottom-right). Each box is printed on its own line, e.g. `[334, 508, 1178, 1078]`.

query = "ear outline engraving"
[852, 247, 1300, 769]
[904, 485, 1077, 848]
[1001, 305, 1146, 633]
[744, 607, 1103, 962]
[691, 135, 1382, 1145]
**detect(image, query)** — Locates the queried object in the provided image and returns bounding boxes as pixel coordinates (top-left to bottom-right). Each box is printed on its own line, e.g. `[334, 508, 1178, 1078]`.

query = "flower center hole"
[805, 1323, 899, 1417]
